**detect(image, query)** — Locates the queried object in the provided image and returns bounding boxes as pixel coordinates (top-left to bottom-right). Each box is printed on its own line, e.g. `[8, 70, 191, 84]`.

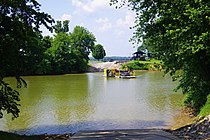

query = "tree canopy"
[0, 0, 54, 119]
[46, 23, 96, 73]
[92, 44, 106, 60]
[70, 26, 96, 61]
[0, 0, 101, 119]
[54, 20, 70, 33]
[110, 0, 210, 114]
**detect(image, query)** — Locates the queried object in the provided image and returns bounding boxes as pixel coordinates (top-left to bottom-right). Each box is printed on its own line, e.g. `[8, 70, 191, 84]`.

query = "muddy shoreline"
[0, 113, 209, 139]
[0, 109, 209, 139]
[167, 115, 210, 139]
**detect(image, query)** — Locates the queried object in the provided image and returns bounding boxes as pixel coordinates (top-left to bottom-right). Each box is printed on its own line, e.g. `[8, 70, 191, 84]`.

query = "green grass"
[199, 94, 210, 117]
[138, 59, 162, 64]
[121, 59, 163, 71]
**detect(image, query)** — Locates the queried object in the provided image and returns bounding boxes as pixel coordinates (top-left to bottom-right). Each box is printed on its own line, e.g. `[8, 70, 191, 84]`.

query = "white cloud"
[112, 11, 135, 38]
[84, 0, 109, 12]
[96, 17, 109, 23]
[94, 17, 112, 32]
[79, 22, 85, 27]
[71, 0, 110, 13]
[116, 30, 125, 37]
[83, 5, 94, 12]
[60, 14, 72, 21]
[116, 11, 135, 28]
[99, 22, 112, 32]
[71, 0, 82, 7]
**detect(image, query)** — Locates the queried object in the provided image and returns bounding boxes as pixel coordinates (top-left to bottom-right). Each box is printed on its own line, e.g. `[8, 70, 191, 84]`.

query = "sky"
[37, 0, 138, 56]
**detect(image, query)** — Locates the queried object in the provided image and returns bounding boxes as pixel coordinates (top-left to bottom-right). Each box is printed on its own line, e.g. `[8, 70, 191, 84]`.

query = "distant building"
[131, 51, 146, 60]
[131, 49, 152, 60]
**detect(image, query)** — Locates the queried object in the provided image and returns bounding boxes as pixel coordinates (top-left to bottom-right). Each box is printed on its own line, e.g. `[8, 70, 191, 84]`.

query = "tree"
[70, 26, 96, 58]
[0, 0, 54, 119]
[63, 20, 70, 33]
[47, 22, 96, 73]
[70, 26, 96, 71]
[54, 20, 70, 33]
[92, 44, 106, 60]
[47, 20, 73, 74]
[110, 0, 210, 113]
[35, 36, 53, 74]
[47, 32, 74, 74]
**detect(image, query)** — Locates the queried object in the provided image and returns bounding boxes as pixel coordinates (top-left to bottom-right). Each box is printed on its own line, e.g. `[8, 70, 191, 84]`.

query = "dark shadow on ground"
[71, 129, 180, 140]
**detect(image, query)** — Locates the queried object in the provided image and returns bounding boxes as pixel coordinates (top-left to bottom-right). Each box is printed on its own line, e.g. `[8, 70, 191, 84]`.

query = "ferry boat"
[104, 69, 136, 79]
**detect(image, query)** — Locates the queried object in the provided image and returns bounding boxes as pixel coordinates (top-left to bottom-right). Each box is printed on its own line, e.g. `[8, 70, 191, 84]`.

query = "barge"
[104, 69, 136, 79]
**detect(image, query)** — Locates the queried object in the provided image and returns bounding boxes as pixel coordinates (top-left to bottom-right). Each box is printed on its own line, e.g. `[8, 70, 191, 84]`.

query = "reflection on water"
[1, 72, 183, 135]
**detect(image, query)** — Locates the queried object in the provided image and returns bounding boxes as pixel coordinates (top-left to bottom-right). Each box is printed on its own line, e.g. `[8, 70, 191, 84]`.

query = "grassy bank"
[121, 59, 163, 71]
[199, 94, 210, 117]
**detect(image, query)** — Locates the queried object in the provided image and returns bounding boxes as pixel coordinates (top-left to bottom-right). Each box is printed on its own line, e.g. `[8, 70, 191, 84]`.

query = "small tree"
[92, 44, 106, 60]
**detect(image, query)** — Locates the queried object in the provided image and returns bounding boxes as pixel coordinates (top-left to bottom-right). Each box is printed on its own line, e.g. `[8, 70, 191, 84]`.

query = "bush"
[121, 61, 148, 70]
[121, 60, 163, 71]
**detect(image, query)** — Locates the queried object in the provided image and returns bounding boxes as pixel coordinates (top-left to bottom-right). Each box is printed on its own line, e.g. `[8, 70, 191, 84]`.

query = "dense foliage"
[110, 0, 210, 114]
[47, 23, 96, 74]
[0, 0, 54, 119]
[0, 1, 97, 119]
[92, 44, 106, 60]
[121, 59, 162, 71]
[122, 61, 148, 70]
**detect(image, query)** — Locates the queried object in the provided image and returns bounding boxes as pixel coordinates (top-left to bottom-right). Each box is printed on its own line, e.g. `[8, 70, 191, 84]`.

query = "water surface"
[0, 72, 183, 135]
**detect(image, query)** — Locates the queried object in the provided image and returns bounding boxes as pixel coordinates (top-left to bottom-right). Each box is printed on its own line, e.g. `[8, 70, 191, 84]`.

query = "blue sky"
[37, 0, 138, 56]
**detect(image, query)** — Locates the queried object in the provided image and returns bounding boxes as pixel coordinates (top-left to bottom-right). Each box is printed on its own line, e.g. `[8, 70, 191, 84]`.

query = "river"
[0, 72, 184, 135]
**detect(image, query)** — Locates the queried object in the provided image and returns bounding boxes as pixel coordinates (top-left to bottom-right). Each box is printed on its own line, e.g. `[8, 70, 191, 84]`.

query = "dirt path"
[88, 61, 122, 72]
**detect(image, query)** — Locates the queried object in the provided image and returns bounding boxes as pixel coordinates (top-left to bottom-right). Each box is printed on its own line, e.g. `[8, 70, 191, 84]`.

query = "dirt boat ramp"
[88, 61, 122, 72]
[71, 129, 180, 140]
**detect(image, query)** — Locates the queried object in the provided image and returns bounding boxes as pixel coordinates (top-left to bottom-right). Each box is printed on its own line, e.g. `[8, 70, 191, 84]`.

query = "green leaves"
[47, 23, 96, 73]
[0, 0, 54, 119]
[92, 44, 106, 60]
[111, 0, 210, 113]
[54, 20, 70, 33]
[70, 26, 96, 53]
[16, 76, 27, 88]
[0, 79, 20, 120]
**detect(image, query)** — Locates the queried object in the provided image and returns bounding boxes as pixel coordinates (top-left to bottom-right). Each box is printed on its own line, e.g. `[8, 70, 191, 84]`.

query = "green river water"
[0, 72, 183, 135]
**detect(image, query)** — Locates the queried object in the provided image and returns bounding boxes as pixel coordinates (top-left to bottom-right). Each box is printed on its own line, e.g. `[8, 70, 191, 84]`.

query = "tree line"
[4, 20, 106, 76]
[38, 21, 96, 75]
[0, 0, 106, 119]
